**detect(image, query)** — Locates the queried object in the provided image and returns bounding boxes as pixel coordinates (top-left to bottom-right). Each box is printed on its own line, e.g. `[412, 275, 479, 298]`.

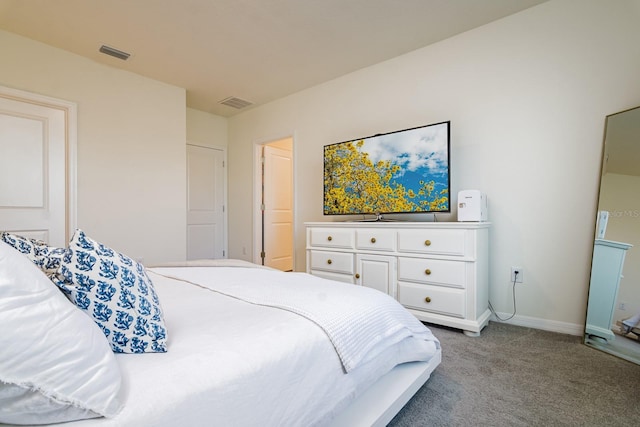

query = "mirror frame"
[584, 105, 640, 365]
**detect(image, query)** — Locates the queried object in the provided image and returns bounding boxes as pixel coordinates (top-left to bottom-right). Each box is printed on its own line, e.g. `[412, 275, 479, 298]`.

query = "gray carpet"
[388, 321, 640, 426]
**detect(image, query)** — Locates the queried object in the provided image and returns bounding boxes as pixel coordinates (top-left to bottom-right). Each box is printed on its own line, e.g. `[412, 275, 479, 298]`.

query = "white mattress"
[46, 267, 440, 427]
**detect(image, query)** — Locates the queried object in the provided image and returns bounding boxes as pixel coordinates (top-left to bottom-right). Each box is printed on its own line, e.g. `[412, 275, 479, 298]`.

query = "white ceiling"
[0, 0, 547, 117]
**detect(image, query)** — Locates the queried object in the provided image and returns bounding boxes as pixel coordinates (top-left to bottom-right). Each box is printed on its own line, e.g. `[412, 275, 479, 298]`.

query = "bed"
[0, 231, 441, 426]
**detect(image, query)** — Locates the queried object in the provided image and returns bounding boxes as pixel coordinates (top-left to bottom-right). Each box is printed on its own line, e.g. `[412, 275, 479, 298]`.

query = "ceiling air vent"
[99, 45, 131, 61]
[219, 97, 253, 109]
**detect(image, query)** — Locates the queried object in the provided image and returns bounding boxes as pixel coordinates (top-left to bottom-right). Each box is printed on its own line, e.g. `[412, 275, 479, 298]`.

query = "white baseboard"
[490, 312, 584, 336]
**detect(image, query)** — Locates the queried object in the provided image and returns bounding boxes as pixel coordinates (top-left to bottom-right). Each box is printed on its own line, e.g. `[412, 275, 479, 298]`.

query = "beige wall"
[0, 29, 187, 264]
[228, 0, 640, 333]
[187, 107, 228, 148]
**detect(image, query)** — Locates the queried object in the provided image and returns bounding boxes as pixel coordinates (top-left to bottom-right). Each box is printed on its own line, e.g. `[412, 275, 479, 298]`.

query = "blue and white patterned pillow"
[56, 229, 168, 354]
[0, 232, 66, 281]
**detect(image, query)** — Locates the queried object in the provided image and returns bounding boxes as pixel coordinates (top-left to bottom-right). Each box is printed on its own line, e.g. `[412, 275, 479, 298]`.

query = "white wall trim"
[252, 143, 263, 265]
[0, 84, 78, 241]
[490, 312, 585, 336]
[186, 141, 226, 151]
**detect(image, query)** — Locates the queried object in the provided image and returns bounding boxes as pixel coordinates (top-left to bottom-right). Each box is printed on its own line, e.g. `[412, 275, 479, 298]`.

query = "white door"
[0, 89, 74, 246]
[262, 144, 293, 271]
[187, 144, 226, 259]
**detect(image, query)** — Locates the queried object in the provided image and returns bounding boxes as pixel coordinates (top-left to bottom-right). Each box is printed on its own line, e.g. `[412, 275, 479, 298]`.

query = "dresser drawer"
[309, 228, 354, 249]
[398, 257, 466, 289]
[397, 229, 467, 256]
[309, 250, 354, 274]
[398, 282, 465, 318]
[355, 229, 396, 251]
[310, 270, 355, 284]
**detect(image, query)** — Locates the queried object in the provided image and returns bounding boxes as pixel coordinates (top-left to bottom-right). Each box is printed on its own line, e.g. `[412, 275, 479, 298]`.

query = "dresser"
[585, 239, 632, 342]
[305, 222, 491, 336]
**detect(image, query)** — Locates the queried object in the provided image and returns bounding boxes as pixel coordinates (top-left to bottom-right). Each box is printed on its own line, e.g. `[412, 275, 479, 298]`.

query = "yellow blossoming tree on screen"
[324, 140, 448, 214]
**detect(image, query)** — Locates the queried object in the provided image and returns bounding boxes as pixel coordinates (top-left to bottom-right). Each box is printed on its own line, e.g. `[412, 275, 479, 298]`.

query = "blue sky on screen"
[360, 122, 448, 178]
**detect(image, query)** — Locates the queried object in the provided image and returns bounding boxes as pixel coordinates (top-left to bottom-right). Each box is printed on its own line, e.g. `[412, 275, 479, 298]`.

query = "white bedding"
[13, 264, 440, 426]
[153, 263, 439, 373]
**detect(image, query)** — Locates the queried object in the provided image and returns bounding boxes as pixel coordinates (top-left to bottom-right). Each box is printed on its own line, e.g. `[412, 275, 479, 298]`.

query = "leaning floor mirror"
[584, 105, 640, 364]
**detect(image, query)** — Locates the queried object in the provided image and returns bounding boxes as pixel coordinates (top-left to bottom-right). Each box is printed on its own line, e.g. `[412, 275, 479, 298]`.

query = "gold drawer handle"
[425, 297, 432, 303]
[327, 259, 332, 265]
[327, 236, 333, 241]
[370, 237, 376, 243]
[355, 273, 360, 279]
[424, 239, 431, 246]
[425, 269, 432, 275]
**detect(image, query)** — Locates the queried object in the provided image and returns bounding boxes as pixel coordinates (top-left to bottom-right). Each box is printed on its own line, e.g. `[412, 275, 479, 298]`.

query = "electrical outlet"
[619, 302, 627, 311]
[511, 267, 523, 283]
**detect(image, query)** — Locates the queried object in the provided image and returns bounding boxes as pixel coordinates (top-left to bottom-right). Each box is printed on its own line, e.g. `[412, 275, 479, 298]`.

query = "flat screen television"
[323, 121, 450, 218]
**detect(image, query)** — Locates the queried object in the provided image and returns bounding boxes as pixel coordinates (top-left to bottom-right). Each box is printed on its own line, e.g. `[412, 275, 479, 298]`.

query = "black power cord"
[488, 271, 519, 321]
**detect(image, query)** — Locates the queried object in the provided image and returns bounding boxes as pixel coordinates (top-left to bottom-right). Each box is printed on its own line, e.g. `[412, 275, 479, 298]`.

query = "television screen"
[323, 121, 450, 216]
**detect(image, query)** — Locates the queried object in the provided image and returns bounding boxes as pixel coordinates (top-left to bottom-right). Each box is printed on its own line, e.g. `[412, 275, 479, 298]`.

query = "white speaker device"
[457, 190, 488, 222]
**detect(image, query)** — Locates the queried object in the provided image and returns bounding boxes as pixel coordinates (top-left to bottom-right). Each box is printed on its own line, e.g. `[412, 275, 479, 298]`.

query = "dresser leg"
[463, 330, 480, 337]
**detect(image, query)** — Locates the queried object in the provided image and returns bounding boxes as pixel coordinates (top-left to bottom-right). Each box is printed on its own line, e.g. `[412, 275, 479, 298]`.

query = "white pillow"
[57, 229, 168, 353]
[0, 241, 123, 424]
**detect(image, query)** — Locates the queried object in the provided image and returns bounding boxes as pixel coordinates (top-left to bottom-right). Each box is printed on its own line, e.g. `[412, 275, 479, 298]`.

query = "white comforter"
[58, 263, 440, 427]
[153, 263, 439, 372]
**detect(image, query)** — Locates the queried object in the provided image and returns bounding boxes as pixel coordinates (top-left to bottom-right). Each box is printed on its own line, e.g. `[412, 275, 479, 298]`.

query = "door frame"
[252, 134, 296, 268]
[0, 85, 77, 241]
[186, 141, 228, 259]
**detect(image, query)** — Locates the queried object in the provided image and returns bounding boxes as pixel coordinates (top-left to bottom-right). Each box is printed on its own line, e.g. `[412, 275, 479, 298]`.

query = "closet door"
[186, 144, 226, 259]
[0, 88, 74, 246]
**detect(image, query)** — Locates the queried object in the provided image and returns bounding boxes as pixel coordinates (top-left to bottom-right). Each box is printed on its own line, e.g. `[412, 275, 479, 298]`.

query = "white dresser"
[305, 222, 491, 336]
[585, 239, 632, 342]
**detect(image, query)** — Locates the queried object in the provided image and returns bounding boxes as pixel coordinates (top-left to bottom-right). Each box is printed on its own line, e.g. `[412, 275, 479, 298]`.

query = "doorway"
[254, 137, 294, 271]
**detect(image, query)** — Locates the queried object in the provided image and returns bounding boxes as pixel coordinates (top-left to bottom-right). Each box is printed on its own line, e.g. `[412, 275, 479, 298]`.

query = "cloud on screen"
[361, 123, 448, 177]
